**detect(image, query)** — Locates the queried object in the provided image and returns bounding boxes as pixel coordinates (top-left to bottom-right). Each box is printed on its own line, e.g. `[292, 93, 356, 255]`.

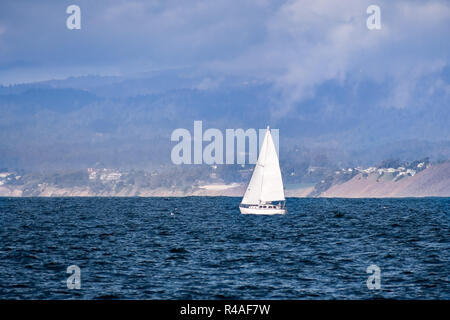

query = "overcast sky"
[0, 0, 449, 111]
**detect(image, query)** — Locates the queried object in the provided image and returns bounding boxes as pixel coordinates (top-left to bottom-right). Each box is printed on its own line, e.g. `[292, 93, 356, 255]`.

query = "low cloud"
[0, 0, 448, 115]
[210, 0, 450, 114]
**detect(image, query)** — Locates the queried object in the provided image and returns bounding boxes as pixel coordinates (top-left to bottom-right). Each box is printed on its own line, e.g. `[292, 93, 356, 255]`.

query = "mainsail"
[241, 127, 285, 204]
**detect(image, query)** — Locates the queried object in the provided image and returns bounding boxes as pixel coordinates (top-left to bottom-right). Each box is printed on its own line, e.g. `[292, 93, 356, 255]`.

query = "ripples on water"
[0, 197, 448, 299]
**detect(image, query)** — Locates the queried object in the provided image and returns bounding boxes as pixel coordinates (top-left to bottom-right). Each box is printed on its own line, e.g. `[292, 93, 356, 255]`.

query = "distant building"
[87, 168, 98, 180]
[363, 167, 377, 173]
[0, 172, 11, 178]
[100, 172, 121, 181]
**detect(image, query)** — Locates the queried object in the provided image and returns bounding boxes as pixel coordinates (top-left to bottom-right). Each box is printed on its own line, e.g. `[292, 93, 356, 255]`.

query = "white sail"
[260, 128, 285, 202]
[241, 127, 285, 205]
[241, 132, 267, 204]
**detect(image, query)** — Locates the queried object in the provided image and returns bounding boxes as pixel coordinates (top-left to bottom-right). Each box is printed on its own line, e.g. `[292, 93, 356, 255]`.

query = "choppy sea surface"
[0, 197, 448, 299]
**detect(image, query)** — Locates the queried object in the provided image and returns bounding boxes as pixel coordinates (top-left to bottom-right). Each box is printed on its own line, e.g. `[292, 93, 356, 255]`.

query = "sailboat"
[239, 126, 286, 215]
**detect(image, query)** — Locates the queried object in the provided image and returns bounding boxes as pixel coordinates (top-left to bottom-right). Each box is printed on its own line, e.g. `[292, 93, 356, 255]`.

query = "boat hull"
[239, 206, 286, 215]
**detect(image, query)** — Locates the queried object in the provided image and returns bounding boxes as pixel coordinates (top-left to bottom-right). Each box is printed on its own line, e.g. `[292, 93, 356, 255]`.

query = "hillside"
[1, 161, 448, 198]
[318, 162, 450, 198]
[1, 72, 450, 171]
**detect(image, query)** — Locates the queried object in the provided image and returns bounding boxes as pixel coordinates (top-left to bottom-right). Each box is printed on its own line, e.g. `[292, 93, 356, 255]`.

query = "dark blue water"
[0, 197, 448, 299]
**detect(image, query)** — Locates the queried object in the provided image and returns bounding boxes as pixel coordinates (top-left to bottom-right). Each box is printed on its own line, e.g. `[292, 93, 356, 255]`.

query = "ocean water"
[0, 197, 448, 299]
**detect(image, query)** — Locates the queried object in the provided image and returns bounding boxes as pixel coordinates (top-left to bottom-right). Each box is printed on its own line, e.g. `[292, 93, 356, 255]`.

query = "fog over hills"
[1, 70, 449, 171]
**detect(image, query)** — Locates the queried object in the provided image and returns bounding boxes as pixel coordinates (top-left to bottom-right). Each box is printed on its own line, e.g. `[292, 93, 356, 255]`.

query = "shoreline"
[1, 162, 448, 198]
